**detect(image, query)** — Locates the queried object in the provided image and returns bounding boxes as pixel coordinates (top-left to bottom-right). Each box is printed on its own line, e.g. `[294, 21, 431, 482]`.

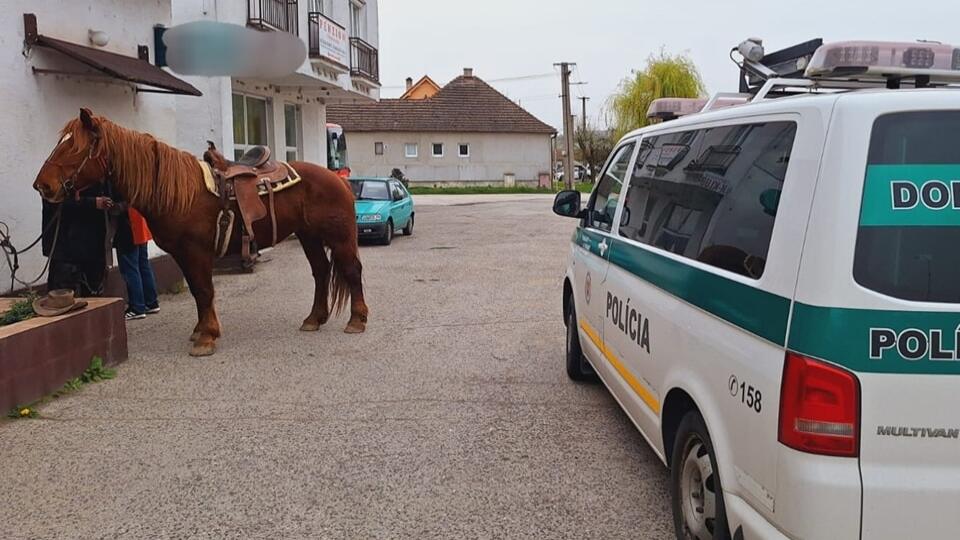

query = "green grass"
[408, 182, 594, 195]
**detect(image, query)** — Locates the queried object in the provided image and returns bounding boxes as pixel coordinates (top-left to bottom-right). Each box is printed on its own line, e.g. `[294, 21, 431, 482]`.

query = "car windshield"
[351, 180, 391, 201]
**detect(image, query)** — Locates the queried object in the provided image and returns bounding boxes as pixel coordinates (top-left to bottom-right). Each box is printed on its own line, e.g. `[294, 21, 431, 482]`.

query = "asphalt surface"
[0, 194, 672, 539]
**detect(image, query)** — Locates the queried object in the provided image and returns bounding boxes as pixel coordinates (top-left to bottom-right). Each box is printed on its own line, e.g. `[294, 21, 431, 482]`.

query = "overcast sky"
[378, 0, 960, 130]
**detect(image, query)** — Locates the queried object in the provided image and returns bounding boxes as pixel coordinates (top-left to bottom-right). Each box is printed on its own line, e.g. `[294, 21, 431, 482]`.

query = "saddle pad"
[198, 160, 302, 198]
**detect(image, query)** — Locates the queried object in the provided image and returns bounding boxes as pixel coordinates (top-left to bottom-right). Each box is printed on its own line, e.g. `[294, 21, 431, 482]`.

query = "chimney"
[463, 67, 473, 78]
[405, 77, 413, 90]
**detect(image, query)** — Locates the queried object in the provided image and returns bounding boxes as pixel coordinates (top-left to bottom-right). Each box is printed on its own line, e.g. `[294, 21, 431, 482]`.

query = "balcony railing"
[307, 11, 349, 68]
[349, 37, 379, 84]
[248, 0, 298, 35]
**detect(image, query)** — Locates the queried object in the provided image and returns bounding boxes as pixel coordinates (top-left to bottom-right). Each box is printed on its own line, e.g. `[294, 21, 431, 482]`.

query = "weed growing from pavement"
[5, 356, 116, 420]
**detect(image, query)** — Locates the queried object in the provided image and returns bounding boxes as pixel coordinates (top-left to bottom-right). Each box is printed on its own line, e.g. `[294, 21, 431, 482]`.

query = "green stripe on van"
[602, 234, 790, 345]
[788, 303, 960, 375]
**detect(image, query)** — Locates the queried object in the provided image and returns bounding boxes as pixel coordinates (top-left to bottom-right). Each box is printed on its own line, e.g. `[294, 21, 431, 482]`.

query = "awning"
[23, 13, 201, 96]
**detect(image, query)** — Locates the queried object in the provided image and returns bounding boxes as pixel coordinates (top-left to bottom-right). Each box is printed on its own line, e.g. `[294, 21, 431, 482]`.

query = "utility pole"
[579, 96, 590, 133]
[555, 62, 576, 190]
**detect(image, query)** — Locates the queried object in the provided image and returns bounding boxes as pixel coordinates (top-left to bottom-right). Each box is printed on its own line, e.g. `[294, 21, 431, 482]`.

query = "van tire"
[565, 306, 597, 382]
[670, 411, 731, 540]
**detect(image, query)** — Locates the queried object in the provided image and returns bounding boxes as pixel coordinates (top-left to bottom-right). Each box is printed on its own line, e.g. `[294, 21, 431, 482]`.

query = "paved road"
[0, 195, 672, 539]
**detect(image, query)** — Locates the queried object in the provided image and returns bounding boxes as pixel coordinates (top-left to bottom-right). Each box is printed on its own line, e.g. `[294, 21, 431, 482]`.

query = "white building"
[1, 1, 198, 294]
[0, 0, 380, 294]
[172, 0, 380, 166]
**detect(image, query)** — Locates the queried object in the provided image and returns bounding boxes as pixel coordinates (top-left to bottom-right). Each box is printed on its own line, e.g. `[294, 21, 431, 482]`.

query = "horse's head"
[33, 108, 111, 203]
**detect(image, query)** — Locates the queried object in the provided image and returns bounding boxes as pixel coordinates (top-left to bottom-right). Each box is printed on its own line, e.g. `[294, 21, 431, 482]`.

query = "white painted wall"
[0, 0, 178, 293]
[345, 132, 553, 184]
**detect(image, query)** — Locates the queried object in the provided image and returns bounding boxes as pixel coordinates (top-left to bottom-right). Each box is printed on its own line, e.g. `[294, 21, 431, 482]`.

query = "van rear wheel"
[671, 411, 730, 540]
[565, 306, 596, 382]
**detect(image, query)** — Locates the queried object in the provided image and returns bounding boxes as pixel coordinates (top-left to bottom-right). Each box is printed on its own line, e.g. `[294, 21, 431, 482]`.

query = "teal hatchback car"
[349, 177, 415, 245]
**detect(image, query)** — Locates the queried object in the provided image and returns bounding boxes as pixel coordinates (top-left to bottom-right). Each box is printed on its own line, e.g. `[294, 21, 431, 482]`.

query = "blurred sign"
[162, 21, 305, 78]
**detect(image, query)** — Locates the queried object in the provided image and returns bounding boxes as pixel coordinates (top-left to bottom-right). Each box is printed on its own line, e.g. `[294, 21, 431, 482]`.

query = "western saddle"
[202, 142, 297, 267]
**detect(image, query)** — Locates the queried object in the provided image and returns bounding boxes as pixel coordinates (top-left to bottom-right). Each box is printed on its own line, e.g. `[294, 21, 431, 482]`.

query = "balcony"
[248, 0, 298, 34]
[349, 37, 379, 84]
[307, 11, 349, 69]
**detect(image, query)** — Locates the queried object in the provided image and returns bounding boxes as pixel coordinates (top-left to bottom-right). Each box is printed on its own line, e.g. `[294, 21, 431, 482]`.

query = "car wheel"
[565, 305, 597, 382]
[403, 214, 414, 236]
[671, 411, 731, 540]
[381, 220, 393, 245]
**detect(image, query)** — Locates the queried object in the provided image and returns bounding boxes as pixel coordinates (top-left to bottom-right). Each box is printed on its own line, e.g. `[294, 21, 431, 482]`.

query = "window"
[283, 103, 301, 162]
[350, 1, 366, 38]
[458, 143, 470, 157]
[390, 181, 406, 200]
[619, 121, 797, 279]
[232, 93, 269, 160]
[374, 141, 384, 155]
[854, 111, 960, 302]
[432, 143, 444, 157]
[404, 143, 418, 158]
[309, 0, 333, 14]
[585, 142, 636, 232]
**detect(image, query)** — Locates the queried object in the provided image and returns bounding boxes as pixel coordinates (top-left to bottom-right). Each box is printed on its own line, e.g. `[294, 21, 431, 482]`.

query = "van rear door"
[793, 99, 960, 539]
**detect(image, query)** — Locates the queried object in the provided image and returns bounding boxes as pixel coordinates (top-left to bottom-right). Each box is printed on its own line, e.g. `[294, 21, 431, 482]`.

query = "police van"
[553, 38, 960, 539]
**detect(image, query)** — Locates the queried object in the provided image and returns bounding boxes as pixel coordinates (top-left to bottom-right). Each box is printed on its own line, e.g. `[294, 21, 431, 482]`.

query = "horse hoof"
[189, 343, 216, 357]
[344, 322, 366, 334]
[300, 322, 320, 332]
[189, 331, 201, 342]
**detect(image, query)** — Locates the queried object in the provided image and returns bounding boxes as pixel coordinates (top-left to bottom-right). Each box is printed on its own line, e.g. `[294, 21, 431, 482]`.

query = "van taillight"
[779, 352, 860, 458]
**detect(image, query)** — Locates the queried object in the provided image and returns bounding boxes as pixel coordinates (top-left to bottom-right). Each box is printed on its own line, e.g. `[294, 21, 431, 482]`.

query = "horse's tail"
[327, 246, 351, 316]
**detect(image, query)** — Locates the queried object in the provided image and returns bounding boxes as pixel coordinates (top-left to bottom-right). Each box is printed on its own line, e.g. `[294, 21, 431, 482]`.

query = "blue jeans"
[118, 244, 159, 314]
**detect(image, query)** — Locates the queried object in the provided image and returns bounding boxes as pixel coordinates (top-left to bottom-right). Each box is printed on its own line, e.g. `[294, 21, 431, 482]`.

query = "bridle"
[43, 131, 108, 198]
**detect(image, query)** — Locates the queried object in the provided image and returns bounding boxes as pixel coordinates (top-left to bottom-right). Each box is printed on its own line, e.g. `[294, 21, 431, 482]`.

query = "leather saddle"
[203, 142, 293, 266]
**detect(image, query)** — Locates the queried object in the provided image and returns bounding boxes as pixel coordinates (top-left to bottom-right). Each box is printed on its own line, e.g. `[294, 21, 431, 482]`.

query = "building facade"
[0, 0, 381, 294]
[1, 1, 200, 293]
[173, 0, 381, 166]
[328, 69, 556, 186]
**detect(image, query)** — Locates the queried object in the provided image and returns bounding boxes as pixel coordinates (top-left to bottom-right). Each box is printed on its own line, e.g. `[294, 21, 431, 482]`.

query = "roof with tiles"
[327, 71, 556, 135]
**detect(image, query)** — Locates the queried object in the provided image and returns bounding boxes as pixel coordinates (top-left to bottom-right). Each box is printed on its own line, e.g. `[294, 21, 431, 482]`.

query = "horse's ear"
[79, 108, 98, 133]
[206, 140, 217, 151]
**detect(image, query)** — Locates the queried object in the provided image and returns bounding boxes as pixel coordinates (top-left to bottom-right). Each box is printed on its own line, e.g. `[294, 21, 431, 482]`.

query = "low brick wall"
[0, 298, 128, 412]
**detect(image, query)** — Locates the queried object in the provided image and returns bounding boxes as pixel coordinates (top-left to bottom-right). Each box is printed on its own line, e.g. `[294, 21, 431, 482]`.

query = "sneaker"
[124, 310, 146, 321]
[145, 305, 160, 315]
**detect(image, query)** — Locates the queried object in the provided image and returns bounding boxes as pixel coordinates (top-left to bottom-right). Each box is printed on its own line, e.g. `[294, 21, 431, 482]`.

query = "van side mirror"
[553, 190, 583, 218]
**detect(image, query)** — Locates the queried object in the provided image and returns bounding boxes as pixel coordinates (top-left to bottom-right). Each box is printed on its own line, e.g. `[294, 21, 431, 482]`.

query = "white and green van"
[554, 40, 960, 539]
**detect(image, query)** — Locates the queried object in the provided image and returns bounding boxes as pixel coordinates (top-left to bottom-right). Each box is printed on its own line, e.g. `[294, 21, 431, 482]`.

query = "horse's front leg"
[173, 246, 221, 356]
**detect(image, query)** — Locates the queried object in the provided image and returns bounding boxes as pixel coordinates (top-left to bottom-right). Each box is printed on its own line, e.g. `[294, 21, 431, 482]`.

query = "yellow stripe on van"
[580, 319, 660, 415]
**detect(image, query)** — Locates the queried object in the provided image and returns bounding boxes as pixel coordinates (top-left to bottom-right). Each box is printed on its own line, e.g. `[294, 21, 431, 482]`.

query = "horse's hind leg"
[330, 240, 368, 334]
[299, 235, 331, 331]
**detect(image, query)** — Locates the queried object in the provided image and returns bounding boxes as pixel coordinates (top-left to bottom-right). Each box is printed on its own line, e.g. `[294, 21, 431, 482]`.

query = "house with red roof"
[327, 68, 556, 186]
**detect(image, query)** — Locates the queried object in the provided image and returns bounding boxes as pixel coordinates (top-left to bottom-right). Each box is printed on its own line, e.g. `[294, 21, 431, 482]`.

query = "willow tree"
[609, 51, 706, 138]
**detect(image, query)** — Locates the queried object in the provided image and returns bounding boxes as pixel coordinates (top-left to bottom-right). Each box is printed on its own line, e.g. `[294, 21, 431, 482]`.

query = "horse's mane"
[60, 117, 201, 215]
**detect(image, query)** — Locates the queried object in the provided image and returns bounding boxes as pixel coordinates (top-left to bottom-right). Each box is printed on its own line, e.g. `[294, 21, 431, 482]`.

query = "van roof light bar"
[805, 40, 960, 87]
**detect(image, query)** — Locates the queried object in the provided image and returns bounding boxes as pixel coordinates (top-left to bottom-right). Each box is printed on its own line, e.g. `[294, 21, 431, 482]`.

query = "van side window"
[854, 111, 960, 302]
[585, 142, 635, 232]
[617, 121, 797, 279]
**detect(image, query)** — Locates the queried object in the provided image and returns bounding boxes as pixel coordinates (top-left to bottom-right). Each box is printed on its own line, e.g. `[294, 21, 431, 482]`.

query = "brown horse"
[32, 108, 368, 356]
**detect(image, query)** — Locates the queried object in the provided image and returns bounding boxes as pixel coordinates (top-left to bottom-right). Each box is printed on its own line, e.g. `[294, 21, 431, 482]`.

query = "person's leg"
[47, 260, 79, 293]
[137, 245, 160, 311]
[80, 259, 107, 298]
[118, 248, 145, 313]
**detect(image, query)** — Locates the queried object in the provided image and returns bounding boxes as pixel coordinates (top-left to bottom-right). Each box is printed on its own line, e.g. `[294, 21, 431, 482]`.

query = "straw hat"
[32, 289, 88, 317]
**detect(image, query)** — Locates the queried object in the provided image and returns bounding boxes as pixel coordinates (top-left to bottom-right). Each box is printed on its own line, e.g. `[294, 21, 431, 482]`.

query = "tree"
[575, 122, 615, 183]
[609, 51, 706, 139]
